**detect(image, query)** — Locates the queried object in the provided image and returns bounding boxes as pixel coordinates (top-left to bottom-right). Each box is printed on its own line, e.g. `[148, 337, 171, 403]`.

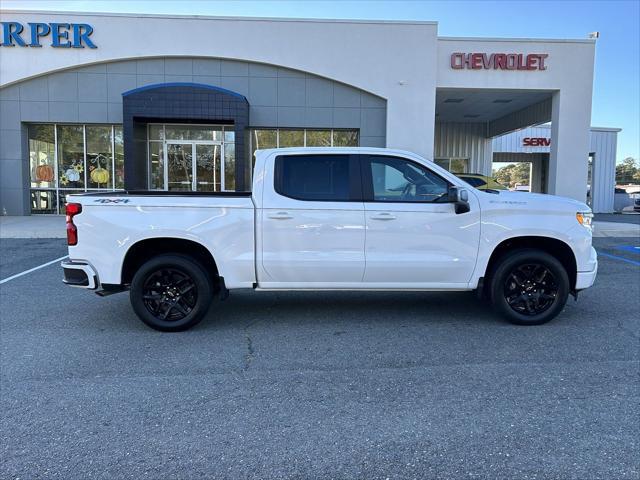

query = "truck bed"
[66, 191, 256, 289]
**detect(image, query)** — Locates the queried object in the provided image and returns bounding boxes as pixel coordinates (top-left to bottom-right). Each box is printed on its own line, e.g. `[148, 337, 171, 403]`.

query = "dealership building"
[0, 11, 620, 214]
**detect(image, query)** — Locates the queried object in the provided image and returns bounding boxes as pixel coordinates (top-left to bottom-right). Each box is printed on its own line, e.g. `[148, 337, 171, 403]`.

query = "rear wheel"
[490, 249, 570, 326]
[130, 254, 213, 332]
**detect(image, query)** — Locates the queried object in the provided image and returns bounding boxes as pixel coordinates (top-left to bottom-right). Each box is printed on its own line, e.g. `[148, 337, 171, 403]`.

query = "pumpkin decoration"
[35, 164, 54, 182]
[91, 166, 110, 185]
[65, 168, 81, 182]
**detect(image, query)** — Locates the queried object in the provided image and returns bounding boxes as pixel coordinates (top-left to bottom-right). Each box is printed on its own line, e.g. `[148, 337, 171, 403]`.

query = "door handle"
[370, 212, 396, 221]
[268, 211, 293, 220]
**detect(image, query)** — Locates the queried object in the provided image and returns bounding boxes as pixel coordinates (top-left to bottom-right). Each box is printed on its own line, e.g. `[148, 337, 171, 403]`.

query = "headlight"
[576, 211, 593, 229]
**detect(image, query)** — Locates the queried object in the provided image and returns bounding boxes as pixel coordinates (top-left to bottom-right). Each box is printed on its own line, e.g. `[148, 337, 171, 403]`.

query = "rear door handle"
[370, 212, 397, 221]
[268, 211, 293, 220]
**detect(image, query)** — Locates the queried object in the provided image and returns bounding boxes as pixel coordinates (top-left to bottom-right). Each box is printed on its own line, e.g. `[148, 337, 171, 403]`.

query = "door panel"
[195, 144, 222, 192]
[167, 143, 193, 191]
[364, 202, 480, 284]
[261, 206, 366, 282]
[260, 153, 365, 284]
[361, 154, 481, 286]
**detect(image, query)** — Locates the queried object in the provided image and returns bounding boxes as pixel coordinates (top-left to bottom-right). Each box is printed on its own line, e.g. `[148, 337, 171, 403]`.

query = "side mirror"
[448, 186, 470, 214]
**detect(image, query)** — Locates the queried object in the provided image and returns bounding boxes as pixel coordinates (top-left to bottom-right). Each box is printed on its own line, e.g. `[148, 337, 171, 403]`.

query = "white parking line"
[0, 255, 69, 285]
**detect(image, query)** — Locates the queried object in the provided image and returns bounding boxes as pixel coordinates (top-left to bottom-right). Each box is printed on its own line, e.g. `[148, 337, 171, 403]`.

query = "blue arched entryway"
[122, 83, 250, 191]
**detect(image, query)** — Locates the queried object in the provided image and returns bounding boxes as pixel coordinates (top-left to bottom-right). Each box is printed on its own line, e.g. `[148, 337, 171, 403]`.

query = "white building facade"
[0, 11, 618, 214]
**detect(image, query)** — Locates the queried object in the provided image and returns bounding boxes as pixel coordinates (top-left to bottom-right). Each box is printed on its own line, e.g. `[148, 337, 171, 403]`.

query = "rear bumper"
[62, 260, 98, 289]
[575, 247, 598, 290]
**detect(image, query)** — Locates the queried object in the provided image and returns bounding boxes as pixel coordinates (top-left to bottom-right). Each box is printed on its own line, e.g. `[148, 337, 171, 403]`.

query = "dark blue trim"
[122, 82, 247, 101]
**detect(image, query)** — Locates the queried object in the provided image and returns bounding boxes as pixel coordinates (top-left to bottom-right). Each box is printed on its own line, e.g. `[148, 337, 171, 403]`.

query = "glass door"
[166, 142, 223, 191]
[195, 143, 222, 192]
[167, 143, 193, 191]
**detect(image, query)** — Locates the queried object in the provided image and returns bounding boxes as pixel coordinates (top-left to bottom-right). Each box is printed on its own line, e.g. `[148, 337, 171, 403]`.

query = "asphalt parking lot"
[1, 237, 638, 479]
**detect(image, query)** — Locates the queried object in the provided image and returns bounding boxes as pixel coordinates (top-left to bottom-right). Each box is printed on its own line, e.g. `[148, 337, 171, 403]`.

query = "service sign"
[523, 137, 551, 147]
[0, 21, 96, 48]
[451, 52, 548, 70]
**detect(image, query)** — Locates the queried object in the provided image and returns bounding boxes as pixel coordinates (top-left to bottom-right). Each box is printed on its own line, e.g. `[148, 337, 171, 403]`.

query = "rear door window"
[274, 154, 358, 201]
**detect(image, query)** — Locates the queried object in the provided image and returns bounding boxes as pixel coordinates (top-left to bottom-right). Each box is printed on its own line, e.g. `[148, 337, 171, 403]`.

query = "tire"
[130, 254, 213, 332]
[489, 249, 570, 326]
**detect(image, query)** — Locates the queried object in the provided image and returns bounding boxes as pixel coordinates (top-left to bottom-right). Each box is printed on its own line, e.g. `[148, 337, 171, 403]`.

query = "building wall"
[437, 37, 596, 203]
[0, 11, 437, 159]
[434, 122, 491, 173]
[0, 57, 386, 215]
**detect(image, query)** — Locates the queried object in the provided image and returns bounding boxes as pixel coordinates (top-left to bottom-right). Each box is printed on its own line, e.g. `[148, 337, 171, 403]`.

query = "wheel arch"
[120, 237, 220, 287]
[482, 236, 578, 292]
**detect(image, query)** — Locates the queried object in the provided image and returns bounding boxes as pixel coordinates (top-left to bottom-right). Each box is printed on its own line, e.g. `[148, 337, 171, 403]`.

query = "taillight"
[66, 203, 82, 246]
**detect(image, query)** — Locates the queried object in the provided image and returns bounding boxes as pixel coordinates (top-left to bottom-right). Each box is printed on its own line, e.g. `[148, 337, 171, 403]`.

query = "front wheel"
[130, 254, 213, 332]
[490, 249, 570, 326]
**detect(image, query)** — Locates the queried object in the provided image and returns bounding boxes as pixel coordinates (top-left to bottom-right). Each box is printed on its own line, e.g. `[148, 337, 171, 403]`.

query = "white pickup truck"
[62, 147, 597, 331]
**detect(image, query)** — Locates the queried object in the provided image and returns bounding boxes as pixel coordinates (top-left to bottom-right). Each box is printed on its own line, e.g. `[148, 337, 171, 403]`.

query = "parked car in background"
[455, 173, 508, 191]
[513, 183, 532, 192]
[61, 147, 597, 331]
[634, 197, 640, 212]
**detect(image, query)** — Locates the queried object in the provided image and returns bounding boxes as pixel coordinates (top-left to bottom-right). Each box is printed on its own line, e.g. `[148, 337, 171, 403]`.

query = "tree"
[615, 157, 640, 184]
[493, 163, 532, 188]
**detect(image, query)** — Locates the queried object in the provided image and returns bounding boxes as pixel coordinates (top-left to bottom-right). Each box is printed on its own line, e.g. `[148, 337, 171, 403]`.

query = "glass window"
[435, 158, 469, 173]
[57, 125, 85, 189]
[148, 142, 164, 190]
[149, 125, 164, 140]
[305, 130, 332, 147]
[224, 146, 236, 191]
[86, 126, 113, 188]
[368, 156, 449, 203]
[275, 154, 351, 201]
[29, 124, 56, 188]
[252, 129, 277, 153]
[114, 126, 125, 189]
[450, 158, 468, 173]
[165, 125, 221, 141]
[278, 130, 304, 148]
[30, 189, 57, 214]
[29, 123, 122, 214]
[224, 129, 235, 143]
[435, 159, 450, 170]
[332, 130, 359, 147]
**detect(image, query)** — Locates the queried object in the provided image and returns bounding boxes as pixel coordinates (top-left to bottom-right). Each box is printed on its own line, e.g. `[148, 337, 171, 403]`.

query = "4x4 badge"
[93, 198, 130, 204]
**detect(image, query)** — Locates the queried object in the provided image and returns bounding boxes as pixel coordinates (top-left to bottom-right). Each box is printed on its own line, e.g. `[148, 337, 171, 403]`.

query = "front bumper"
[62, 260, 98, 289]
[575, 247, 598, 290]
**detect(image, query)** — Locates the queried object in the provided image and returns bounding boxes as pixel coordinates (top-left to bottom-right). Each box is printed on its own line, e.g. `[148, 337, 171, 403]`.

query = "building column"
[549, 90, 593, 202]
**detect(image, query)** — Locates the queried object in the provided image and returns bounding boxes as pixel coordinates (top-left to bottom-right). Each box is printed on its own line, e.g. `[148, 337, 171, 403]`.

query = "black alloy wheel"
[130, 254, 213, 332]
[490, 249, 570, 326]
[142, 268, 198, 322]
[503, 263, 559, 316]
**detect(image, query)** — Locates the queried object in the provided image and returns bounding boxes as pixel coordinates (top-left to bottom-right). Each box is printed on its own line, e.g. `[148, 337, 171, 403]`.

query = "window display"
[28, 123, 123, 214]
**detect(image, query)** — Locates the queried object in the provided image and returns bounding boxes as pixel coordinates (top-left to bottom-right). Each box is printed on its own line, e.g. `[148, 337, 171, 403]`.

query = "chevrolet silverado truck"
[62, 147, 597, 331]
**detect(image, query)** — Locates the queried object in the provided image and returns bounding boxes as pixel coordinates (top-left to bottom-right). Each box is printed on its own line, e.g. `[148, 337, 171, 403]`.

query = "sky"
[3, 0, 639, 163]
